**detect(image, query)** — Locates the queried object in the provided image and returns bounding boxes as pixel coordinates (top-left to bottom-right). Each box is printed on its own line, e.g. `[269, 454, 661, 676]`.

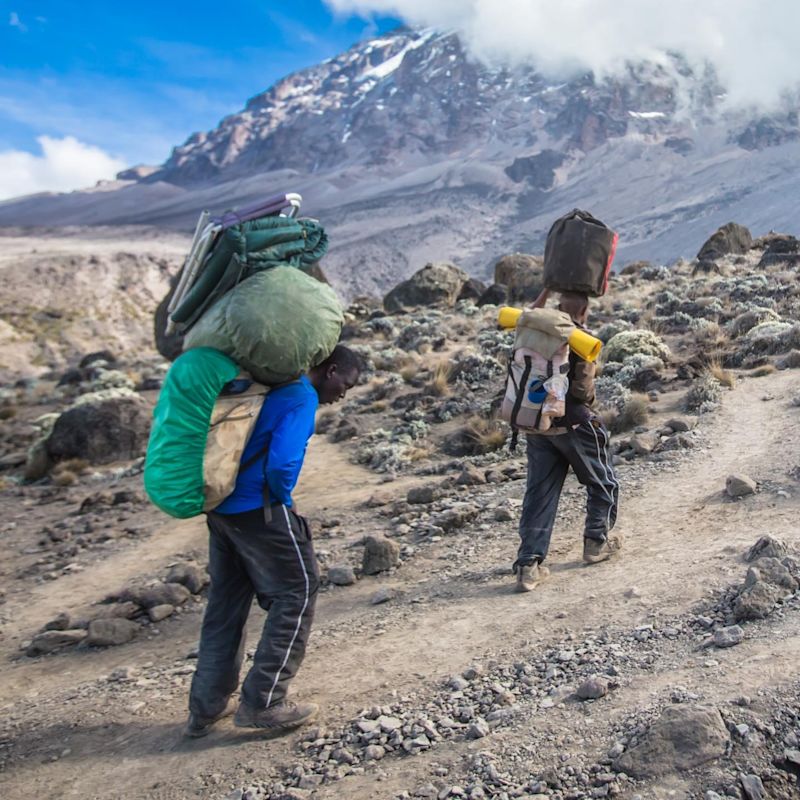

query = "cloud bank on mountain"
[327, 0, 800, 107]
[0, 136, 126, 201]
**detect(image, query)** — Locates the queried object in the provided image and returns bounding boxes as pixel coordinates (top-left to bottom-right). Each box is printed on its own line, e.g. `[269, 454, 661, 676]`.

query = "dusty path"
[1, 370, 799, 799]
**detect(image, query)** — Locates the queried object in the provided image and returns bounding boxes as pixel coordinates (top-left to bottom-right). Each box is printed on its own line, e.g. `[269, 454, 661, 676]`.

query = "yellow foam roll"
[568, 328, 603, 362]
[497, 306, 602, 361]
[497, 306, 523, 329]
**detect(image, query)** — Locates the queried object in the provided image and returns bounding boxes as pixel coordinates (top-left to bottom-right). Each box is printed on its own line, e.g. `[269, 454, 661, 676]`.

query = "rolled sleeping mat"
[497, 306, 602, 362]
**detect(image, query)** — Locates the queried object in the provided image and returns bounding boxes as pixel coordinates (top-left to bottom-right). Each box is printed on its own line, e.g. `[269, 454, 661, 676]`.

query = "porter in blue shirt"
[215, 375, 318, 513]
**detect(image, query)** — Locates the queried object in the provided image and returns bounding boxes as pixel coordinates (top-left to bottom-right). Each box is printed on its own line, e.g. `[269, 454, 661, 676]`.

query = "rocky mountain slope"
[2, 29, 800, 298]
[0, 224, 799, 799]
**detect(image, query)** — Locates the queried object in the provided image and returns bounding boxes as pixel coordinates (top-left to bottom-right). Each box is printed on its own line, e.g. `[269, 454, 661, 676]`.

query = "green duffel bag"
[144, 347, 268, 519]
[543, 209, 619, 298]
[183, 266, 344, 385]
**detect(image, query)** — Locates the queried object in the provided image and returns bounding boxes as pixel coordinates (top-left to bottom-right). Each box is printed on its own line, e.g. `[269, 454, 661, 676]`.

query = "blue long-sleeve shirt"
[214, 375, 318, 513]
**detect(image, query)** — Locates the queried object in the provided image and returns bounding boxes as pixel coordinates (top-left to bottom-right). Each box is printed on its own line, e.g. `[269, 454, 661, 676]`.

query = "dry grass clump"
[427, 360, 453, 397]
[748, 364, 777, 378]
[51, 457, 90, 487]
[0, 405, 17, 420]
[400, 361, 421, 384]
[709, 359, 736, 389]
[607, 393, 650, 434]
[464, 416, 507, 453]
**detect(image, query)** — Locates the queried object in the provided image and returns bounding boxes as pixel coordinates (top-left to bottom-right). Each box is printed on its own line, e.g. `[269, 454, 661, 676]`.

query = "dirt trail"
[1, 370, 799, 799]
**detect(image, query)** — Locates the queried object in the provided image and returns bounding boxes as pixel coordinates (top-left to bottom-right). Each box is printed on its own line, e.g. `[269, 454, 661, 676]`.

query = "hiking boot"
[514, 562, 550, 593]
[184, 698, 237, 738]
[234, 699, 319, 732]
[583, 533, 623, 564]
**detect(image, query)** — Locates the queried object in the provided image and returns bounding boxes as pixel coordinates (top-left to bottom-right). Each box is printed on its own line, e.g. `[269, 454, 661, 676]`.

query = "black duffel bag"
[543, 209, 619, 297]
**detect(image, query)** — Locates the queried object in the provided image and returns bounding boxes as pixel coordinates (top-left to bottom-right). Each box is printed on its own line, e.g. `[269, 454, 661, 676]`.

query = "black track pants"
[516, 420, 620, 567]
[188, 505, 319, 719]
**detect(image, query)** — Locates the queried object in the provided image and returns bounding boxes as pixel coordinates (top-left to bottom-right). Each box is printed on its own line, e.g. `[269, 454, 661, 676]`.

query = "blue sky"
[0, 1, 400, 197]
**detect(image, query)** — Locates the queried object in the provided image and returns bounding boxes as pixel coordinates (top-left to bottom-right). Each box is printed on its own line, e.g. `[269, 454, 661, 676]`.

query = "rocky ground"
[0, 223, 800, 799]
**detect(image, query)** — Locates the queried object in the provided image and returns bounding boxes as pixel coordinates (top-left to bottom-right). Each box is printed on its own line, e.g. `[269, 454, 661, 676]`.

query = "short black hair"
[320, 344, 365, 376]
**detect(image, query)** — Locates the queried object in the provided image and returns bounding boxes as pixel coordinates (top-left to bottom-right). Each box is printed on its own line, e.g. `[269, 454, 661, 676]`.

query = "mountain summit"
[2, 28, 799, 297]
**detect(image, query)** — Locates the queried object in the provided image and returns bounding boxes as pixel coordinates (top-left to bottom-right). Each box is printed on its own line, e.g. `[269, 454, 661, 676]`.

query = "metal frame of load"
[167, 192, 331, 334]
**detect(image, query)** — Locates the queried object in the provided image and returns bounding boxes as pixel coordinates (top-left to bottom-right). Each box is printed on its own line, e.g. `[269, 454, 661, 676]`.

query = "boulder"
[477, 283, 508, 307]
[87, 618, 139, 647]
[504, 149, 565, 188]
[26, 629, 87, 656]
[457, 278, 487, 302]
[46, 395, 151, 465]
[726, 474, 757, 498]
[493, 253, 544, 304]
[630, 432, 658, 456]
[384, 263, 468, 312]
[746, 536, 787, 562]
[734, 581, 784, 622]
[697, 222, 753, 262]
[757, 234, 800, 268]
[744, 557, 798, 592]
[166, 563, 208, 595]
[362, 535, 401, 575]
[614, 705, 729, 778]
[713, 625, 745, 648]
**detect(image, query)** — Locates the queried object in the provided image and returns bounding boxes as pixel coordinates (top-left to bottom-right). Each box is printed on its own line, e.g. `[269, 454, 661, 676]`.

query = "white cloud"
[9, 11, 27, 32]
[327, 0, 800, 107]
[0, 136, 127, 201]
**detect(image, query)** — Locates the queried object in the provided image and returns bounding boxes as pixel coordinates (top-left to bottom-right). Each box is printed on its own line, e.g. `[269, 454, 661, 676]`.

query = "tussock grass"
[748, 364, 777, 378]
[709, 359, 736, 389]
[464, 415, 507, 453]
[428, 360, 453, 397]
[609, 393, 650, 434]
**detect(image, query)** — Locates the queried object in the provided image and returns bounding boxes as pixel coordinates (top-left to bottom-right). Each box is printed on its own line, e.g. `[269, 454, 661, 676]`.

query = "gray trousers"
[516, 420, 619, 567]
[189, 505, 319, 719]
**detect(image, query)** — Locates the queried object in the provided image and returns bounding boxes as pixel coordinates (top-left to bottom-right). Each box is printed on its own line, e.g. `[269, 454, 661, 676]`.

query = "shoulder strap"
[510, 355, 532, 433]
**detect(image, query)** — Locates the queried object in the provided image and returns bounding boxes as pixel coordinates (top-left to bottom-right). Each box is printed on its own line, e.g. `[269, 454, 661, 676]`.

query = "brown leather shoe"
[234, 700, 319, 732]
[514, 562, 550, 593]
[184, 698, 237, 738]
[583, 533, 623, 564]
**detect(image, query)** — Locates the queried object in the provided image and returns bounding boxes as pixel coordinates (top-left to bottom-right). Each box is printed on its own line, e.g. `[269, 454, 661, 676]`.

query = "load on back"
[543, 208, 618, 297]
[145, 193, 344, 518]
[499, 208, 617, 447]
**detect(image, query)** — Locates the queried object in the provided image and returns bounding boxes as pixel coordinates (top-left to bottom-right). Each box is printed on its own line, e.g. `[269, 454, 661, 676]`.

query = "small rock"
[362, 535, 401, 575]
[148, 604, 175, 623]
[666, 416, 696, 432]
[713, 625, 745, 648]
[42, 611, 74, 631]
[166, 563, 208, 594]
[328, 565, 357, 586]
[466, 720, 490, 739]
[370, 586, 396, 605]
[449, 676, 469, 691]
[576, 676, 609, 700]
[493, 506, 514, 522]
[456, 464, 486, 486]
[726, 474, 757, 498]
[407, 486, 438, 504]
[739, 773, 765, 800]
[86, 618, 138, 647]
[26, 629, 87, 656]
[364, 744, 386, 760]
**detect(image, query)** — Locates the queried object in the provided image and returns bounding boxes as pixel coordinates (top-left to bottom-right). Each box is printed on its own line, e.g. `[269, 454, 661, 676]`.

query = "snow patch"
[359, 31, 436, 82]
[629, 111, 667, 119]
